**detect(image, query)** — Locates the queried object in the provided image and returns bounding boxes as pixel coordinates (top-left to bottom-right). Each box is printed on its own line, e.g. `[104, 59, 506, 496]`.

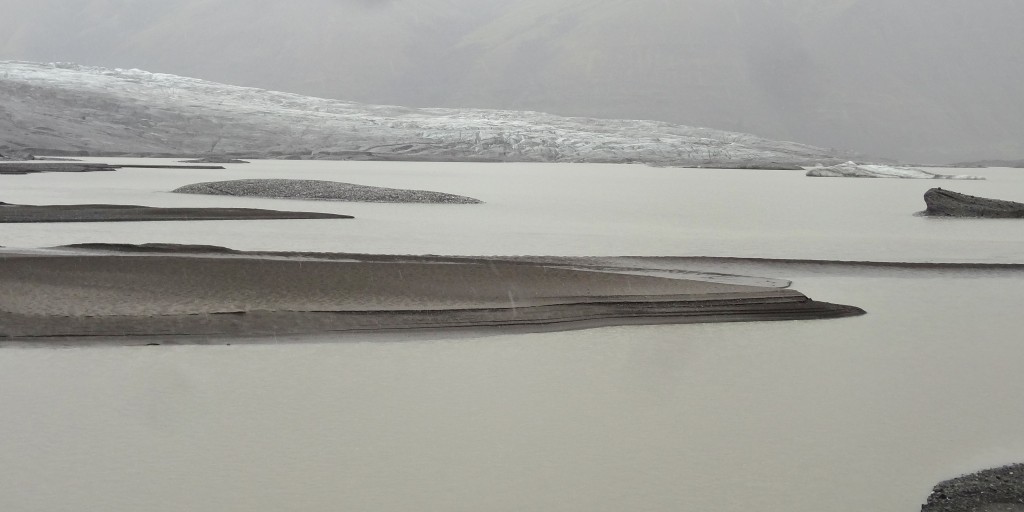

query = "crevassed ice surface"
[0, 61, 842, 165]
[2, 161, 1024, 512]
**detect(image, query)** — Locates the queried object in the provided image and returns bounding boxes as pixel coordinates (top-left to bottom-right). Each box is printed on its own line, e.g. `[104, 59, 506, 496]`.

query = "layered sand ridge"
[172, 179, 482, 204]
[0, 203, 352, 223]
[0, 248, 863, 341]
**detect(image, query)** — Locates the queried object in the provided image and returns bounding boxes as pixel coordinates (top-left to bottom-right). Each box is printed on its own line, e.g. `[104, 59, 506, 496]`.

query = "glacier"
[0, 61, 851, 167]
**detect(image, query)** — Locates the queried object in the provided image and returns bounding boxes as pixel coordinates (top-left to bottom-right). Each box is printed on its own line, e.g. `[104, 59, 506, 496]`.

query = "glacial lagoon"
[2, 160, 1023, 511]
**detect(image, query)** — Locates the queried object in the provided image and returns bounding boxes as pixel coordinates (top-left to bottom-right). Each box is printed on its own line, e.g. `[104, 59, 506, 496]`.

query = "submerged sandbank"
[0, 246, 862, 341]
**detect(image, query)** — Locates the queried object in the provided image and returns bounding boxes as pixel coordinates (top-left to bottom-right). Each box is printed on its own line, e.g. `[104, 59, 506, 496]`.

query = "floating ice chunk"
[806, 161, 984, 180]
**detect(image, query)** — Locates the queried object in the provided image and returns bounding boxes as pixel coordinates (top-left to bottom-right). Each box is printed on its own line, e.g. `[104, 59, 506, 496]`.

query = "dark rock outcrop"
[923, 188, 1024, 218]
[922, 464, 1024, 512]
[172, 179, 483, 204]
[0, 149, 35, 161]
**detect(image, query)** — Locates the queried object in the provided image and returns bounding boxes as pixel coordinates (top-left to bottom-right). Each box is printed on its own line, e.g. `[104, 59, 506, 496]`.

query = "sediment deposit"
[173, 179, 482, 204]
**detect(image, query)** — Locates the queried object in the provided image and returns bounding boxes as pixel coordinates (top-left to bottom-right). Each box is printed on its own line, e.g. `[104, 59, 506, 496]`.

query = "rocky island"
[923, 188, 1024, 218]
[922, 463, 1024, 511]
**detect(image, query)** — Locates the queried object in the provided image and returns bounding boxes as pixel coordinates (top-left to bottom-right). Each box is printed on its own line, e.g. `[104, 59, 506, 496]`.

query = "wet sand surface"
[0, 203, 352, 223]
[172, 178, 483, 203]
[0, 248, 862, 340]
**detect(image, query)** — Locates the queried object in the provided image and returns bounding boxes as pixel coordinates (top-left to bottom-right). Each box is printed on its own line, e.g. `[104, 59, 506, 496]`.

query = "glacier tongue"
[0, 61, 849, 166]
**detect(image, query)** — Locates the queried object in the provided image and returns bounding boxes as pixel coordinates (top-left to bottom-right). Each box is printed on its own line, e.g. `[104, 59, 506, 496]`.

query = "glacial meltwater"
[2, 160, 1023, 511]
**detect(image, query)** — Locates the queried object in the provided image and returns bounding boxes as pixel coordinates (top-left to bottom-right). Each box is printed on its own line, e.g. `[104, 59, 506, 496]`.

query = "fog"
[2, 0, 1022, 163]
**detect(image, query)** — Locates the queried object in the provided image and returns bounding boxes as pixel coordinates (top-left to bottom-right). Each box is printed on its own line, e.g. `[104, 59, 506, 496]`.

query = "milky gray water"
[2, 160, 1024, 512]
[2, 159, 1022, 261]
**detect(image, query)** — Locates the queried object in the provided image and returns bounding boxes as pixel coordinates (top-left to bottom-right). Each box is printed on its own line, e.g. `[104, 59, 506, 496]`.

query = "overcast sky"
[2, 0, 1022, 162]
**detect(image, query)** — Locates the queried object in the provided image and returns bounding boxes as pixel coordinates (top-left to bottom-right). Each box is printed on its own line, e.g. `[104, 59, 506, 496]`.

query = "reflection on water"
[1, 161, 1024, 511]
[2, 274, 1023, 511]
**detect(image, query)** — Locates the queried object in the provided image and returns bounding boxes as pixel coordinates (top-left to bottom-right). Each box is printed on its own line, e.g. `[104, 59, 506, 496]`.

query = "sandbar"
[0, 246, 864, 342]
[0, 162, 225, 174]
[172, 179, 483, 203]
[0, 203, 352, 223]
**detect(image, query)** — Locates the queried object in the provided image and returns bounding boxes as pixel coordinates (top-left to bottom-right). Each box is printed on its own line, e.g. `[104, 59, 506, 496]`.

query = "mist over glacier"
[1, 0, 1022, 163]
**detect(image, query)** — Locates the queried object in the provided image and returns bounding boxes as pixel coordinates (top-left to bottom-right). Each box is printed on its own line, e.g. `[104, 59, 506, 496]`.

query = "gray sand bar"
[0, 203, 353, 223]
[172, 178, 482, 203]
[0, 249, 863, 341]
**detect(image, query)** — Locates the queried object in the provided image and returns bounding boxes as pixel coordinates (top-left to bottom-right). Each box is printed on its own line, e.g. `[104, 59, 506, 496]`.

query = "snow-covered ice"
[0, 61, 848, 167]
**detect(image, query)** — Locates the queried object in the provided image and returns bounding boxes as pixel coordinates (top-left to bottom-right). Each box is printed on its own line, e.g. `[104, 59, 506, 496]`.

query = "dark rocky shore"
[0, 203, 352, 223]
[0, 162, 119, 174]
[923, 188, 1024, 218]
[172, 178, 483, 203]
[922, 464, 1024, 511]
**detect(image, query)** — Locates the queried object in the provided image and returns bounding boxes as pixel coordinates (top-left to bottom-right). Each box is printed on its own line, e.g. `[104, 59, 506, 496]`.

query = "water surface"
[2, 159, 1021, 262]
[1, 161, 1023, 511]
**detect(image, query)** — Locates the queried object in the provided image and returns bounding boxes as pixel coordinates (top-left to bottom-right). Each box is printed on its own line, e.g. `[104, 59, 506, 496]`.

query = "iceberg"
[806, 161, 984, 180]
